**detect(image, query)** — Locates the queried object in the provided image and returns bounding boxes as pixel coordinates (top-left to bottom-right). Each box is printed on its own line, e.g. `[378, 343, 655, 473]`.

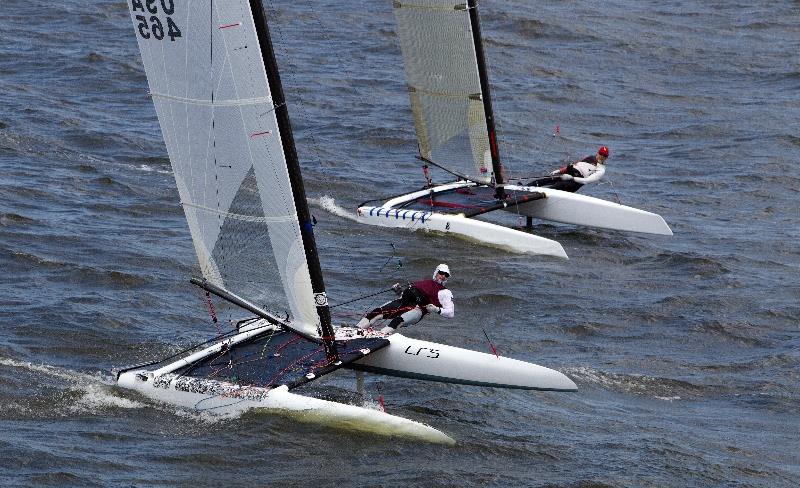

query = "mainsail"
[393, 0, 503, 186]
[129, 0, 326, 339]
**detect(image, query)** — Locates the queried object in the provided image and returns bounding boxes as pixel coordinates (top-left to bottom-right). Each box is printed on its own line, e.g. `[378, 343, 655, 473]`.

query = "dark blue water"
[1, 0, 798, 486]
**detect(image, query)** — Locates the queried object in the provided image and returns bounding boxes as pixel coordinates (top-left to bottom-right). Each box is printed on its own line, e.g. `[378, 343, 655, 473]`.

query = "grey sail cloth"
[393, 0, 493, 184]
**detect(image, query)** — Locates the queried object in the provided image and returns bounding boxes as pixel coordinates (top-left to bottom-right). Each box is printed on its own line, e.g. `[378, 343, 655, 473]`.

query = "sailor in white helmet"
[356, 264, 455, 334]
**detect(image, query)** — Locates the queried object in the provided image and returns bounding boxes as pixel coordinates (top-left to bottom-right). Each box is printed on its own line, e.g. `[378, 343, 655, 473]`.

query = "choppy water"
[1, 0, 798, 486]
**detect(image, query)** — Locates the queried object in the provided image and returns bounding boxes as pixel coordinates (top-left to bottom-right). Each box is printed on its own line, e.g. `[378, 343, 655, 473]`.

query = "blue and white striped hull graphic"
[361, 206, 432, 223]
[355, 205, 568, 258]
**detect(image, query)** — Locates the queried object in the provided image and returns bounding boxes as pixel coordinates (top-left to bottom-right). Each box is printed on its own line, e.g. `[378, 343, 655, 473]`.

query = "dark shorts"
[527, 176, 583, 193]
[366, 288, 425, 320]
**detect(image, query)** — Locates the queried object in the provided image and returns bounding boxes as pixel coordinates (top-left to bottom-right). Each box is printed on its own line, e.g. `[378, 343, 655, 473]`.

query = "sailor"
[528, 145, 609, 192]
[356, 264, 455, 334]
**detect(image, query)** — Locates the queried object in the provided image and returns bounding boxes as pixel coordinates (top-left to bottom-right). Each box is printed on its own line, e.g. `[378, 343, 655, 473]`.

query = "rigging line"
[264, 346, 326, 389]
[193, 388, 251, 410]
[604, 179, 622, 205]
[173, 339, 234, 381]
[193, 380, 256, 409]
[379, 243, 399, 273]
[418, 155, 492, 187]
[508, 174, 559, 182]
[482, 328, 499, 358]
[329, 287, 396, 309]
[113, 327, 244, 379]
[178, 325, 285, 383]
[274, 335, 303, 356]
[262, 0, 367, 280]
[501, 180, 528, 228]
[357, 184, 435, 208]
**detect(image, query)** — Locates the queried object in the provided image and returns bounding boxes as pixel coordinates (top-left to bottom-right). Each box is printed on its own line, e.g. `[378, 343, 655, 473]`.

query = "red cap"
[598, 146, 609, 157]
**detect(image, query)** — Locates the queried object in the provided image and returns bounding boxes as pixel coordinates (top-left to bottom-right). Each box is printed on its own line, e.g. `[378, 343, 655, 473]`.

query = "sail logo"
[404, 346, 440, 359]
[131, 0, 182, 42]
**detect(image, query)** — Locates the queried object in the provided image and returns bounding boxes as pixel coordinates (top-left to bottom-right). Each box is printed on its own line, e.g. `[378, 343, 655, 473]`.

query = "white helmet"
[433, 263, 451, 281]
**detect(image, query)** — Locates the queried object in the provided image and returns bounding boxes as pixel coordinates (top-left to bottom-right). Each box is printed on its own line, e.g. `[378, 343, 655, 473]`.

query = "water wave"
[0, 213, 35, 226]
[567, 366, 708, 399]
[691, 320, 769, 347]
[0, 357, 144, 415]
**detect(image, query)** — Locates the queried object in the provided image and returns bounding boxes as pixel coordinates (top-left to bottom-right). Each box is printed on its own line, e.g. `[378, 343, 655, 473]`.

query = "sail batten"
[128, 0, 323, 338]
[181, 202, 295, 223]
[150, 92, 275, 107]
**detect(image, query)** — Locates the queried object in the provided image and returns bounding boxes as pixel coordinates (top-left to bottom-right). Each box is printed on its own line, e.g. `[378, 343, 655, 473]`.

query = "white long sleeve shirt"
[437, 289, 454, 318]
[572, 161, 605, 185]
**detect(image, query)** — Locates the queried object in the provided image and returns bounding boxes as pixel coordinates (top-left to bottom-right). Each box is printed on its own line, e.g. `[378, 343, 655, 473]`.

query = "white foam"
[567, 366, 683, 399]
[310, 195, 359, 222]
[360, 397, 386, 412]
[137, 164, 172, 175]
[0, 357, 145, 411]
[173, 404, 238, 422]
[70, 384, 145, 413]
[1, 401, 33, 415]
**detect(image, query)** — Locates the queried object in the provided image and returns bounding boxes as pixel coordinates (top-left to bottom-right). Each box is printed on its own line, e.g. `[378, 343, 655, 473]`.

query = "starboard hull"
[507, 185, 673, 236]
[351, 332, 577, 391]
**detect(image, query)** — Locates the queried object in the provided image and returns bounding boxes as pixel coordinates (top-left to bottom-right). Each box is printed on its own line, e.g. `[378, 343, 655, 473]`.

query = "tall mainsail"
[128, 0, 331, 343]
[393, 0, 504, 187]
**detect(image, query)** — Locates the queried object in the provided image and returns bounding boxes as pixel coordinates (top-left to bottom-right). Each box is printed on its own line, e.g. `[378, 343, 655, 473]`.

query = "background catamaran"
[117, 0, 576, 442]
[356, 0, 672, 258]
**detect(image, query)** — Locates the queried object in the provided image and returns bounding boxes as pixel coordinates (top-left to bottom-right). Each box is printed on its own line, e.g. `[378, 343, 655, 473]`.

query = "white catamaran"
[356, 0, 672, 258]
[117, 0, 576, 442]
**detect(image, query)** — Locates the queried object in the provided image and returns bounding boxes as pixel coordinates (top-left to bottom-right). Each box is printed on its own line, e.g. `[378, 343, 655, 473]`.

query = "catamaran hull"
[351, 333, 577, 391]
[507, 185, 673, 236]
[115, 326, 573, 442]
[117, 371, 454, 444]
[356, 181, 671, 256]
[356, 204, 567, 258]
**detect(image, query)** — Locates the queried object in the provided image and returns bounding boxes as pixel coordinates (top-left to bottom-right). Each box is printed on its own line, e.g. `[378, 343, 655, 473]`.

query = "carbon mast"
[465, 0, 506, 199]
[248, 0, 337, 359]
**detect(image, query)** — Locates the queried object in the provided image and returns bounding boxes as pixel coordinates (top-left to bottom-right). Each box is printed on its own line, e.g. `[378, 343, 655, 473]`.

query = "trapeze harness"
[365, 279, 452, 330]
[528, 155, 606, 193]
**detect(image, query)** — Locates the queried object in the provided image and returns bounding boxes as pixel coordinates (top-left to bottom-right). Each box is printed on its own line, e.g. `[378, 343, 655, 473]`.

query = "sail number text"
[131, 0, 182, 42]
[404, 346, 440, 359]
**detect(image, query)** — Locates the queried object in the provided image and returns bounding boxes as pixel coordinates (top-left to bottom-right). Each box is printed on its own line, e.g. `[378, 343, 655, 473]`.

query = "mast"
[466, 0, 505, 199]
[249, 0, 337, 358]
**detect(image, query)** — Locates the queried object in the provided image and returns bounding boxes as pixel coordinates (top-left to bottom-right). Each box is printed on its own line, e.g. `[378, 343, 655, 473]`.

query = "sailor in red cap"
[529, 146, 609, 192]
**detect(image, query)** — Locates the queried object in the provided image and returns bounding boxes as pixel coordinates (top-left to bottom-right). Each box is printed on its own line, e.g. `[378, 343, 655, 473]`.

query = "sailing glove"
[391, 283, 403, 295]
[425, 304, 441, 314]
[560, 174, 574, 181]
